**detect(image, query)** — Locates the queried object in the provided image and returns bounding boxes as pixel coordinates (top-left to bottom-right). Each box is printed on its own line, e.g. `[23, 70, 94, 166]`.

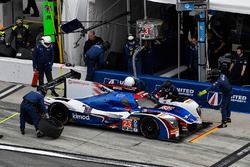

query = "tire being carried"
[38, 117, 64, 139]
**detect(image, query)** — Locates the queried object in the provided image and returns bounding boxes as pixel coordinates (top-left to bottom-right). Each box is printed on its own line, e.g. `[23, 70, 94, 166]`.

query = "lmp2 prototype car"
[43, 71, 203, 141]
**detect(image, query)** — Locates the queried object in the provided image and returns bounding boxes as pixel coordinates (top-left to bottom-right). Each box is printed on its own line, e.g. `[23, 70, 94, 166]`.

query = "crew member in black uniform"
[229, 46, 248, 85]
[7, 17, 30, 50]
[151, 80, 179, 100]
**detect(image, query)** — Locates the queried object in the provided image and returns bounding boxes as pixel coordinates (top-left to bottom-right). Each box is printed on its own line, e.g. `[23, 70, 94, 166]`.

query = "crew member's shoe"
[227, 118, 231, 123]
[36, 130, 44, 138]
[23, 9, 30, 14]
[21, 129, 25, 135]
[218, 122, 227, 128]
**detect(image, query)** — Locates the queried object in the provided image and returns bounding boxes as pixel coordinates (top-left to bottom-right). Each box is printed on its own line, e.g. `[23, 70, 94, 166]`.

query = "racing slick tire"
[49, 103, 69, 125]
[38, 117, 64, 139]
[187, 123, 197, 131]
[140, 117, 159, 139]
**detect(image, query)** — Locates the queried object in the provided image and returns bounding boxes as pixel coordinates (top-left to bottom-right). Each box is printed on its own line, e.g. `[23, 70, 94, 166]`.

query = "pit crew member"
[85, 41, 110, 81]
[123, 76, 146, 91]
[20, 87, 49, 137]
[198, 72, 232, 128]
[151, 80, 179, 100]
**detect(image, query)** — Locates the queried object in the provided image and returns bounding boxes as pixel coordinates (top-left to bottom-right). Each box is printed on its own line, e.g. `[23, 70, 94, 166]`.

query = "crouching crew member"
[85, 41, 111, 81]
[151, 80, 179, 100]
[20, 87, 49, 137]
[123, 76, 146, 91]
[198, 72, 232, 128]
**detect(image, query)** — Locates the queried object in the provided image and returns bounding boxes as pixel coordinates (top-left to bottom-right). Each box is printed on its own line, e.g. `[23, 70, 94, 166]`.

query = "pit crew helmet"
[127, 34, 135, 45]
[37, 86, 47, 96]
[41, 36, 52, 48]
[124, 76, 135, 87]
[162, 80, 172, 89]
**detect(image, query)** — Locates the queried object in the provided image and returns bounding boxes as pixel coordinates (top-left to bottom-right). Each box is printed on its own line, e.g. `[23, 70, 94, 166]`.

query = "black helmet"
[102, 41, 111, 51]
[37, 86, 47, 96]
[163, 80, 172, 88]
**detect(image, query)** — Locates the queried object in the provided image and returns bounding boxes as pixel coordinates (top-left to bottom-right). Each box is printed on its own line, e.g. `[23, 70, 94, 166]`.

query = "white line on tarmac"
[0, 144, 158, 167]
[0, 85, 23, 99]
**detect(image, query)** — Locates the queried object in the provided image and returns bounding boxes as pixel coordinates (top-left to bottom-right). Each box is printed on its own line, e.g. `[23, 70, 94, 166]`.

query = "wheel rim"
[50, 104, 68, 124]
[141, 118, 159, 139]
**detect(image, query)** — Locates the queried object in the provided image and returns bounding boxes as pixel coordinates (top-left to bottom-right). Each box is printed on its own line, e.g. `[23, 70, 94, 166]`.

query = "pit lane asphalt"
[0, 81, 249, 167]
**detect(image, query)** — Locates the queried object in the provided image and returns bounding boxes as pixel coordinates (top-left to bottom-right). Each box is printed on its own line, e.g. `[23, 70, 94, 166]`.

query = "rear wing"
[41, 70, 81, 96]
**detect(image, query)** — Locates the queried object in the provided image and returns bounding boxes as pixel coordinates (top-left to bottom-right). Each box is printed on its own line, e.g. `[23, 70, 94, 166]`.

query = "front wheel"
[49, 103, 69, 125]
[140, 117, 159, 139]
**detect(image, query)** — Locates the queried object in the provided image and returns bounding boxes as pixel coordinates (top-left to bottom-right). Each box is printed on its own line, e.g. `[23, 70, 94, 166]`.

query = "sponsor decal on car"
[104, 78, 124, 85]
[122, 119, 133, 132]
[68, 79, 90, 86]
[72, 113, 90, 120]
[160, 105, 175, 111]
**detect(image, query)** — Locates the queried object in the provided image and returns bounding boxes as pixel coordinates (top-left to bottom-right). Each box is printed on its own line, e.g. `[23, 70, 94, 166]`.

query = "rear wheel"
[140, 117, 159, 139]
[49, 103, 69, 125]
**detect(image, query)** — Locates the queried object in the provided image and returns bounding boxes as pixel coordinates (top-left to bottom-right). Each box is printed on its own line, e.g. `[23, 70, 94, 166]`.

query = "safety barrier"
[0, 57, 86, 85]
[94, 70, 250, 114]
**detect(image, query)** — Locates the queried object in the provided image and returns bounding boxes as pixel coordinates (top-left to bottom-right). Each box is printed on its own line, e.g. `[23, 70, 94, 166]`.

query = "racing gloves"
[198, 90, 207, 97]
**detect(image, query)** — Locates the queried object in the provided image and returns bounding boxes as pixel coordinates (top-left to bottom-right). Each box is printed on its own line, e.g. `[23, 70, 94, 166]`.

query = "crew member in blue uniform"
[20, 87, 49, 137]
[85, 41, 110, 81]
[151, 80, 179, 100]
[123, 76, 146, 91]
[123, 35, 140, 73]
[7, 17, 30, 50]
[33, 36, 59, 97]
[198, 71, 232, 128]
[186, 37, 198, 80]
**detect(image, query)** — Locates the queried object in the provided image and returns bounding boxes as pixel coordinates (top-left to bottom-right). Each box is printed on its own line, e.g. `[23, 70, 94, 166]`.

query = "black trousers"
[26, 0, 39, 14]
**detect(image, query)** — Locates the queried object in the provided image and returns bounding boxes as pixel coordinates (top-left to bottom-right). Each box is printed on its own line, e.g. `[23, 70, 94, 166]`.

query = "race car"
[42, 71, 203, 141]
[103, 79, 202, 131]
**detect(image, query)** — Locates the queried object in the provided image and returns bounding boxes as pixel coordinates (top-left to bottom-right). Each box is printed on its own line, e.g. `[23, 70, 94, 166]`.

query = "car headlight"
[166, 118, 179, 128]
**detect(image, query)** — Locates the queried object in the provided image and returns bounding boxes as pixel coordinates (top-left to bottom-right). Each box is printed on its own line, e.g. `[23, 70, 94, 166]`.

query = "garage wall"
[87, 0, 128, 53]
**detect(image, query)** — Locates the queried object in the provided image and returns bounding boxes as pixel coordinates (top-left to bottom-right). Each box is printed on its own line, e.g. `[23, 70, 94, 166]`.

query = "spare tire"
[38, 117, 64, 139]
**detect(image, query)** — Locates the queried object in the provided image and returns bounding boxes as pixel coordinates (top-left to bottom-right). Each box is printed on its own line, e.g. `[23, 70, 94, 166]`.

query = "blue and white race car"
[44, 73, 203, 141]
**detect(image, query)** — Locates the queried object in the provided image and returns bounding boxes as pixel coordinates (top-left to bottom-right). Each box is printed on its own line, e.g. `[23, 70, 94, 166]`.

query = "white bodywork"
[159, 97, 202, 124]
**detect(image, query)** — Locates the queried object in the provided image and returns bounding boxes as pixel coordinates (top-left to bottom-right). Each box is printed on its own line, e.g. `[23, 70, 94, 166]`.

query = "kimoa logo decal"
[72, 113, 90, 120]
[207, 92, 223, 106]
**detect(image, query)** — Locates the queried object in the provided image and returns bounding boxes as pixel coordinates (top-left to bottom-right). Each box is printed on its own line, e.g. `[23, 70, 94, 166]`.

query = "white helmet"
[124, 77, 135, 87]
[127, 34, 135, 45]
[41, 36, 52, 48]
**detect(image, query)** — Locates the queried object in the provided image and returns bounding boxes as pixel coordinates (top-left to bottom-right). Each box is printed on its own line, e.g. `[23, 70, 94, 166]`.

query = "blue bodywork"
[65, 91, 199, 140]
